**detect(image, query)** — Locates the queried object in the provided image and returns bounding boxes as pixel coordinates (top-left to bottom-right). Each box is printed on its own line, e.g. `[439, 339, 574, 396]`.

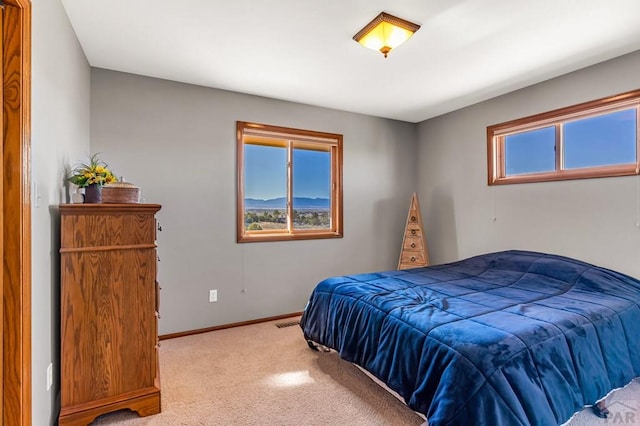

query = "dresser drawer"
[399, 250, 427, 266]
[403, 236, 423, 251]
[405, 223, 422, 236]
[408, 209, 419, 224]
[155, 280, 160, 314]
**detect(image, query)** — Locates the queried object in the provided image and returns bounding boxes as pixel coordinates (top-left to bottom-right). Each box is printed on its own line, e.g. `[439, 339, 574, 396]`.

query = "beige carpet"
[91, 317, 639, 425]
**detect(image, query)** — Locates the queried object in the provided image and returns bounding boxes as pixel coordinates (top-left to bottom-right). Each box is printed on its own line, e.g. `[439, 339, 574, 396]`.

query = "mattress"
[300, 250, 640, 425]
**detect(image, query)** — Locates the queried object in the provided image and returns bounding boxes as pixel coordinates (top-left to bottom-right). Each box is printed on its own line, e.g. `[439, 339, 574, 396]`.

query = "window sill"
[237, 231, 343, 243]
[489, 164, 639, 185]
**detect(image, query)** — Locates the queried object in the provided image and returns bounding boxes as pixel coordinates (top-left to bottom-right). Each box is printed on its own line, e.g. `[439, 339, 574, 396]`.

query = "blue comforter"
[300, 250, 640, 425]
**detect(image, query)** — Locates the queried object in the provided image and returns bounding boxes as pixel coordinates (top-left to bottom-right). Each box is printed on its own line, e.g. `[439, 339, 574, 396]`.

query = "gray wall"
[417, 50, 640, 278]
[32, 0, 91, 423]
[90, 69, 417, 334]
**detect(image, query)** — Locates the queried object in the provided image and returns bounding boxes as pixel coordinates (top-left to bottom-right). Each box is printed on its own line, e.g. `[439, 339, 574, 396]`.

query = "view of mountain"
[245, 197, 329, 209]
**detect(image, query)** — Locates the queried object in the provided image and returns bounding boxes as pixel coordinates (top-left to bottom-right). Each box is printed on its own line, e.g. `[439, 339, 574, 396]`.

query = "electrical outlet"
[209, 289, 218, 303]
[46, 363, 53, 390]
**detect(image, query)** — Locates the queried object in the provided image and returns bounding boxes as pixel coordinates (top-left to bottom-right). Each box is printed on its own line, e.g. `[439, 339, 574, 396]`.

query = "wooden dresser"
[398, 193, 430, 270]
[58, 204, 162, 425]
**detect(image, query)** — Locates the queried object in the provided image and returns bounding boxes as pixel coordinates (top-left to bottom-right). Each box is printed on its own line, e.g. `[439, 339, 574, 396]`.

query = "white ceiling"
[61, 0, 640, 123]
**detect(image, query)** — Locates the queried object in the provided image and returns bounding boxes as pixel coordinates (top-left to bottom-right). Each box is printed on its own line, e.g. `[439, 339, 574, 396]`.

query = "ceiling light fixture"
[353, 12, 421, 58]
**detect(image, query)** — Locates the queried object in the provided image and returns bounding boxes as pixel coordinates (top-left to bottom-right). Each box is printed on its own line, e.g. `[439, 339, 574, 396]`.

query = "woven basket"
[101, 181, 140, 203]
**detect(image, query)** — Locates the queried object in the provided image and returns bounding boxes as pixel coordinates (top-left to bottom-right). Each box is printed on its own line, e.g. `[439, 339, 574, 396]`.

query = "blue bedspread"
[300, 250, 640, 425]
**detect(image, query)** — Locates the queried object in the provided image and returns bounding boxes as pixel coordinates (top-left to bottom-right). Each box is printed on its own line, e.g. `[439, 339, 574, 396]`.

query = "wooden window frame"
[236, 121, 343, 243]
[487, 89, 640, 185]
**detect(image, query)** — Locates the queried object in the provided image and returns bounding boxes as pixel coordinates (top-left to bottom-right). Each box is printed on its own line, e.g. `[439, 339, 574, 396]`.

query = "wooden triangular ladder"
[398, 193, 430, 270]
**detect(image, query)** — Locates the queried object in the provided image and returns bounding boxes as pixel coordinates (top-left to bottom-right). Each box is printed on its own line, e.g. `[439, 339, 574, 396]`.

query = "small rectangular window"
[237, 121, 343, 243]
[563, 109, 636, 169]
[488, 90, 640, 185]
[505, 126, 556, 176]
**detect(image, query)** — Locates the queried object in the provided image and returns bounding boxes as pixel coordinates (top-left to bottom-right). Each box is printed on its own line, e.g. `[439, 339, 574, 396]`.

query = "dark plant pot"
[84, 184, 102, 203]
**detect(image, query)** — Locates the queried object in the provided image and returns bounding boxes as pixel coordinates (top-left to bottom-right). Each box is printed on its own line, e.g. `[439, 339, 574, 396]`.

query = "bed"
[299, 250, 640, 425]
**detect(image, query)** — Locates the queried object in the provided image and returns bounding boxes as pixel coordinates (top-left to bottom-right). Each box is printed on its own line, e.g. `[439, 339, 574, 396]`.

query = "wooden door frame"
[3, 0, 31, 425]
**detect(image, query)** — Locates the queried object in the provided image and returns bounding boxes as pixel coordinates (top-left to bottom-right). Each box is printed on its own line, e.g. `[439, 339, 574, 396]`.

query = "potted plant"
[67, 153, 117, 203]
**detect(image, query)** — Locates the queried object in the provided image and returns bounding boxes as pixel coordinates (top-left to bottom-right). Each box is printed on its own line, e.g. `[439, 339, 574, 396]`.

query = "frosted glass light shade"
[353, 12, 420, 58]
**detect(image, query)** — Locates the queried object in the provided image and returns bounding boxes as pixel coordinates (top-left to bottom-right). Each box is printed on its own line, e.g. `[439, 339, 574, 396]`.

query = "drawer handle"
[410, 242, 416, 248]
[411, 257, 416, 262]
[411, 216, 416, 222]
[411, 229, 417, 235]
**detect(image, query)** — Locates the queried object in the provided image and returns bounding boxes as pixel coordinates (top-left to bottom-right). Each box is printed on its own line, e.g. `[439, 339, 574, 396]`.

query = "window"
[236, 121, 343, 243]
[487, 89, 640, 185]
